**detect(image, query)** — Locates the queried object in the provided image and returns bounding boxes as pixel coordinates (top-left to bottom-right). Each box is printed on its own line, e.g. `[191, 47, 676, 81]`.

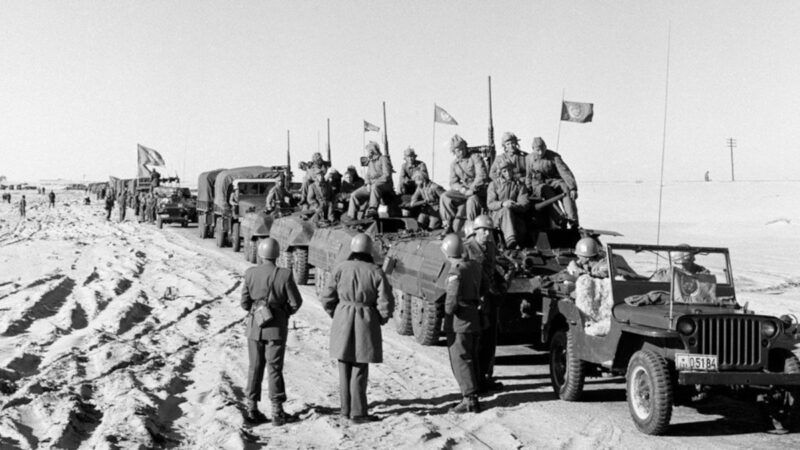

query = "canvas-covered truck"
[212, 166, 288, 251]
[197, 169, 226, 239]
[545, 243, 800, 435]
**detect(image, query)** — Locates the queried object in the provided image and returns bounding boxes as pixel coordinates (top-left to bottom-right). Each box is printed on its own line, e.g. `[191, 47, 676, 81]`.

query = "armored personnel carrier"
[270, 212, 319, 285]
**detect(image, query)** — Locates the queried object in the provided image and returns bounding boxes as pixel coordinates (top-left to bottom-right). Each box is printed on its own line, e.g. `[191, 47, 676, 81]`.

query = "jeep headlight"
[761, 320, 778, 338]
[677, 317, 696, 335]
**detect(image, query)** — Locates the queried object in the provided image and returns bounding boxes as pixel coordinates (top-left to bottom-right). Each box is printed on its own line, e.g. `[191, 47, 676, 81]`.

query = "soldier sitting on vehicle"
[398, 147, 428, 196]
[346, 141, 394, 220]
[307, 172, 335, 222]
[325, 168, 342, 199]
[486, 160, 530, 249]
[439, 134, 489, 233]
[299, 152, 330, 206]
[489, 132, 527, 181]
[266, 174, 291, 213]
[525, 137, 579, 227]
[650, 244, 710, 282]
[337, 166, 364, 206]
[566, 237, 609, 279]
[402, 171, 444, 230]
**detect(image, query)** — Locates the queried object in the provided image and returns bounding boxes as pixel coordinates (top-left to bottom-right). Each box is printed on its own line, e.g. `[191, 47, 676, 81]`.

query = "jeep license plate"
[675, 353, 718, 371]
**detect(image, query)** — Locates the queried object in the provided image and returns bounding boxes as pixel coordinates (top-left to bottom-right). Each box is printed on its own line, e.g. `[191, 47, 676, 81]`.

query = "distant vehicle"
[154, 186, 197, 228]
[546, 243, 800, 435]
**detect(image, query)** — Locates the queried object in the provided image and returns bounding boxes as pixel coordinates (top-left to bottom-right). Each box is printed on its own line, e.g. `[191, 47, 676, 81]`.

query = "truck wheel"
[315, 270, 328, 296]
[292, 248, 309, 285]
[411, 295, 442, 345]
[157, 216, 163, 229]
[393, 290, 413, 336]
[626, 350, 673, 435]
[198, 214, 207, 238]
[215, 218, 226, 248]
[181, 221, 188, 228]
[278, 250, 293, 269]
[549, 329, 585, 401]
[231, 223, 241, 252]
[245, 239, 258, 263]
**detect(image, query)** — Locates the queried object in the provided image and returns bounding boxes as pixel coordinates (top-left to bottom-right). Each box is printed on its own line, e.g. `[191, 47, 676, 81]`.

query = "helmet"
[462, 220, 475, 237]
[531, 137, 547, 150]
[257, 238, 280, 260]
[501, 132, 519, 145]
[575, 237, 600, 258]
[404, 147, 416, 157]
[496, 159, 515, 172]
[450, 134, 467, 151]
[671, 244, 694, 264]
[350, 233, 373, 253]
[441, 233, 464, 258]
[473, 215, 493, 231]
[416, 213, 430, 228]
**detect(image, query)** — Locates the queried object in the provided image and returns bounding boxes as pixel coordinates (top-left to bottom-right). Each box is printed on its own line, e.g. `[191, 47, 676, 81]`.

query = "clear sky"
[1, 0, 799, 186]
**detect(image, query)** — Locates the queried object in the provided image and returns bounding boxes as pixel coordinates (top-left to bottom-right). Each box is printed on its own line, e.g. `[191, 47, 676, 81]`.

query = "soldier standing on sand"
[48, 190, 55, 208]
[19, 195, 27, 219]
[441, 233, 484, 413]
[320, 234, 394, 424]
[105, 193, 115, 221]
[241, 238, 303, 425]
[117, 189, 127, 222]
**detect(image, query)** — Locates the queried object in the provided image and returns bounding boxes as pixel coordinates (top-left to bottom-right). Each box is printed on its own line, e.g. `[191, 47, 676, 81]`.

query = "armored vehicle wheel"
[215, 218, 226, 248]
[411, 295, 442, 345]
[292, 248, 309, 285]
[315, 270, 329, 296]
[626, 350, 673, 435]
[245, 239, 258, 263]
[181, 221, 187, 228]
[231, 223, 241, 252]
[277, 250, 293, 269]
[393, 290, 413, 336]
[549, 329, 585, 401]
[157, 216, 163, 229]
[199, 222, 207, 238]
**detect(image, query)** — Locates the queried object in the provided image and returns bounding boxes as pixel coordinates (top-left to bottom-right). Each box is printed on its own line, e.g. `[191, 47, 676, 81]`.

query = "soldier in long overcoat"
[241, 238, 303, 425]
[525, 137, 579, 224]
[320, 233, 394, 423]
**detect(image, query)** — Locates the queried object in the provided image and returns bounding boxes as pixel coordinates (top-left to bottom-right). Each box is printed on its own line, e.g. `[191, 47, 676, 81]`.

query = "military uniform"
[299, 160, 330, 204]
[439, 154, 488, 232]
[241, 261, 303, 410]
[347, 155, 394, 218]
[464, 237, 501, 387]
[105, 194, 115, 220]
[525, 148, 578, 222]
[399, 159, 428, 195]
[307, 180, 334, 222]
[265, 184, 290, 211]
[444, 257, 484, 399]
[320, 259, 394, 419]
[117, 190, 127, 222]
[18, 197, 27, 218]
[406, 180, 444, 226]
[486, 177, 530, 247]
[48, 191, 55, 208]
[489, 151, 527, 181]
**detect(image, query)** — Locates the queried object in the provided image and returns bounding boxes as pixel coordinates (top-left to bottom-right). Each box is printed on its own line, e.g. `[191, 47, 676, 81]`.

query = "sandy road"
[1, 193, 799, 449]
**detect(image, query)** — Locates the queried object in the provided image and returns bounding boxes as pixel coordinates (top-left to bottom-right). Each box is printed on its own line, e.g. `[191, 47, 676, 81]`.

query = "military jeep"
[546, 243, 800, 435]
[154, 186, 196, 228]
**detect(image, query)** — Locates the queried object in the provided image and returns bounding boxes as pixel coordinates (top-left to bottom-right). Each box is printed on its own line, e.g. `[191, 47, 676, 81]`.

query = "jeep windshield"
[154, 187, 191, 200]
[607, 244, 737, 306]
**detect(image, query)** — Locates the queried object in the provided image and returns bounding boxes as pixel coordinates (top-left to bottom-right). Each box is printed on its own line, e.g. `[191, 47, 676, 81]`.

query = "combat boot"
[271, 403, 294, 426]
[450, 395, 481, 414]
[244, 401, 269, 424]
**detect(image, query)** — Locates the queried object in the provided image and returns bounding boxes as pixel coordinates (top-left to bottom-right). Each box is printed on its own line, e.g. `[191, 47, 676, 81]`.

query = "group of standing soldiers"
[103, 188, 159, 223]
[240, 214, 508, 425]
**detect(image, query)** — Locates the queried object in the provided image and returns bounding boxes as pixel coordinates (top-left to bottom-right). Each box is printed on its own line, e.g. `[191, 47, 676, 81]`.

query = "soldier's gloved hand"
[502, 200, 512, 208]
[569, 190, 578, 200]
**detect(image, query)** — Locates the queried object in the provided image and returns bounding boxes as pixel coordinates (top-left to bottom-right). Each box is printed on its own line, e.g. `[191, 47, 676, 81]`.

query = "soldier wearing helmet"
[489, 132, 527, 181]
[241, 238, 303, 425]
[336, 165, 365, 207]
[525, 137, 579, 226]
[439, 134, 489, 233]
[299, 152, 331, 206]
[347, 142, 394, 220]
[487, 159, 530, 249]
[398, 147, 428, 196]
[568, 237, 609, 278]
[307, 171, 335, 222]
[403, 170, 444, 230]
[650, 244, 709, 281]
[441, 233, 485, 413]
[265, 173, 291, 213]
[321, 233, 394, 423]
[463, 215, 504, 393]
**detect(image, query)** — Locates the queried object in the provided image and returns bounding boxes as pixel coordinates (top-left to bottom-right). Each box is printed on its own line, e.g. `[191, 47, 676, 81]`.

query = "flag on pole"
[363, 120, 380, 132]
[561, 101, 594, 123]
[434, 104, 458, 125]
[137, 144, 166, 166]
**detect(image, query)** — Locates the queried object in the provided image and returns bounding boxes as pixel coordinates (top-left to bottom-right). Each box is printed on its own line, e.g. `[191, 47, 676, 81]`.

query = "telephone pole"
[726, 138, 736, 181]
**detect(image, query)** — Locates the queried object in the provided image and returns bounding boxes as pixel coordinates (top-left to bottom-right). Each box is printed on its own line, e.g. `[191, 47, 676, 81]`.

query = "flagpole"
[555, 88, 565, 151]
[431, 109, 436, 184]
[656, 22, 672, 246]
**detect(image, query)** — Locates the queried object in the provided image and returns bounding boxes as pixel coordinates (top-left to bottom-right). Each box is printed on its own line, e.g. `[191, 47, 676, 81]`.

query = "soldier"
[307, 171, 334, 222]
[525, 137, 579, 226]
[650, 244, 709, 281]
[398, 147, 428, 196]
[131, 191, 140, 221]
[138, 192, 147, 222]
[48, 190, 56, 208]
[337, 166, 364, 206]
[486, 160, 530, 248]
[145, 193, 155, 223]
[299, 152, 330, 205]
[403, 171, 444, 230]
[567, 237, 609, 279]
[439, 135, 488, 233]
[229, 186, 240, 217]
[18, 195, 27, 219]
[105, 192, 115, 220]
[241, 238, 303, 425]
[347, 142, 394, 220]
[117, 188, 127, 222]
[463, 215, 504, 393]
[265, 174, 290, 212]
[150, 168, 161, 188]
[489, 132, 527, 181]
[320, 234, 394, 423]
[441, 233, 484, 413]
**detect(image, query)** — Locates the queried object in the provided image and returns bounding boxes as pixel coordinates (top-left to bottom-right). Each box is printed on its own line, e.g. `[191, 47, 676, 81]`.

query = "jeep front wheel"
[626, 350, 673, 435]
[549, 329, 585, 401]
